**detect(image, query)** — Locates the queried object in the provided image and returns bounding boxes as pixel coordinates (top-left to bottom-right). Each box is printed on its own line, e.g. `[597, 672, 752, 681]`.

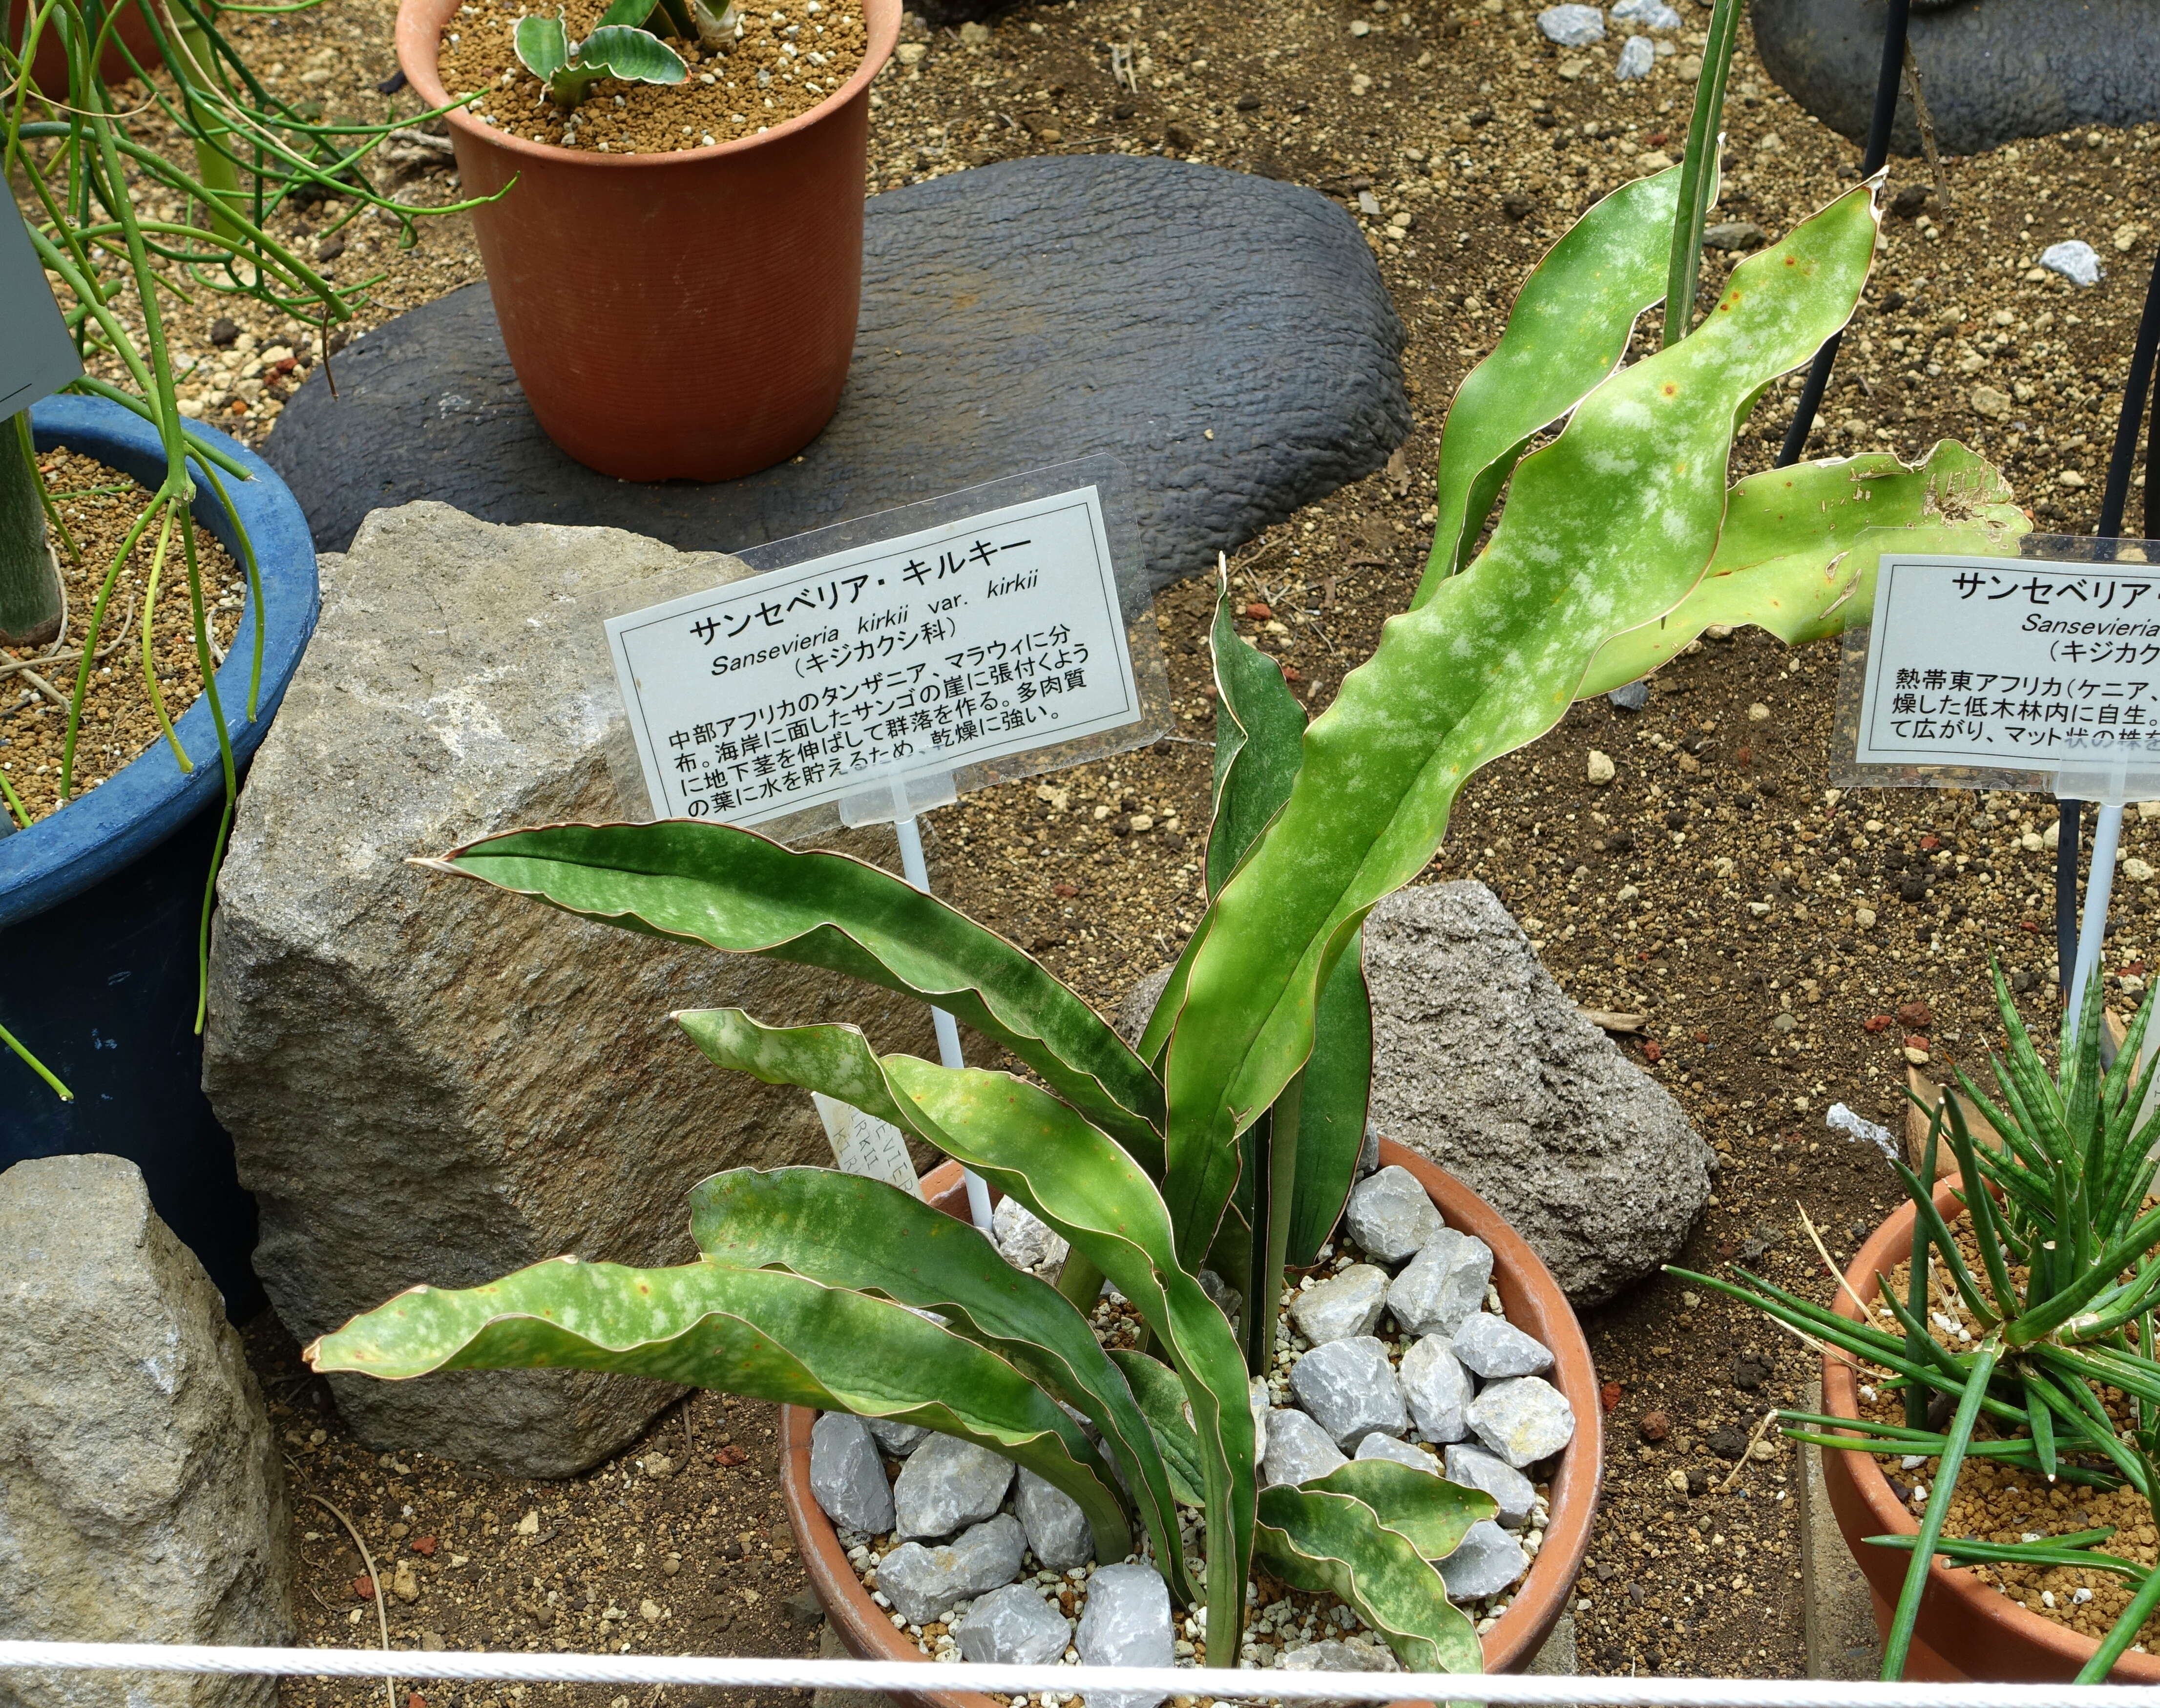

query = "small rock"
[1279, 1637, 1402, 1674]
[1355, 1434, 1440, 1473]
[868, 1417, 931, 1456]
[992, 1197, 1069, 1273]
[1634, 149, 1675, 173]
[1290, 1336, 1410, 1448]
[1586, 749, 1617, 784]
[810, 1413, 894, 1535]
[892, 1434, 1015, 1540]
[955, 1581, 1072, 1665]
[1894, 1000, 1933, 1029]
[1467, 1375, 1576, 1469]
[1537, 3, 1604, 44]
[1387, 1228, 1494, 1339]
[1449, 1313, 1555, 1380]
[1197, 1267, 1242, 1328]
[1769, 1012, 1799, 1035]
[1357, 1124, 1382, 1177]
[1708, 1424, 1750, 1460]
[877, 1514, 1028, 1626]
[2042, 239, 2103, 287]
[1075, 1560, 1174, 1708]
[1437, 1519, 1531, 1600]
[1701, 220, 1768, 252]
[1970, 384, 2013, 420]
[2126, 856, 2157, 882]
[1612, 0, 1681, 25]
[1753, 131, 1784, 152]
[1014, 1468, 1094, 1570]
[1165, 121, 1198, 150]
[1343, 1166, 1445, 1264]
[1605, 682, 1650, 712]
[1251, 1376, 1272, 1463]
[1443, 1443, 1537, 1529]
[1614, 34, 1654, 78]
[1731, 1355, 1770, 1392]
[1396, 1334, 1473, 1443]
[1637, 1410, 1671, 1442]
[1264, 1407, 1349, 1486]
[1289, 1264, 1391, 1344]
[210, 317, 241, 346]
[1889, 184, 1930, 219]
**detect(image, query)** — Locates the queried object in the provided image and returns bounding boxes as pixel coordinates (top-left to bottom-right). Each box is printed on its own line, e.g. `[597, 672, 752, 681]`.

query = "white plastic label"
[811, 1092, 924, 1198]
[607, 485, 1143, 826]
[1854, 553, 2160, 782]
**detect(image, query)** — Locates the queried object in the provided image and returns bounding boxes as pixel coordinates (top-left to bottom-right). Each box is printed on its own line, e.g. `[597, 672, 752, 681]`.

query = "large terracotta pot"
[11, 0, 156, 96]
[395, 0, 897, 481]
[780, 1138, 1603, 1707]
[1822, 1180, 2160, 1682]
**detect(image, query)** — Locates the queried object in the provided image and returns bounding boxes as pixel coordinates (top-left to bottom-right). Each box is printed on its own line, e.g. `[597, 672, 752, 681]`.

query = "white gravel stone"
[1396, 1334, 1473, 1443]
[867, 1417, 930, 1455]
[1387, 1229, 1493, 1339]
[1355, 1434, 1440, 1473]
[1014, 1468, 1094, 1570]
[1075, 1560, 1174, 1708]
[1437, 1518, 1530, 1600]
[1263, 1406, 1348, 1487]
[1343, 1166, 1444, 1264]
[1449, 1312, 1555, 1380]
[1443, 1442, 1537, 1529]
[876, 1514, 1028, 1626]
[1278, 1634, 1402, 1702]
[991, 1196, 1069, 1274]
[1611, 0, 1680, 27]
[1467, 1375, 1576, 1469]
[954, 1581, 1071, 1665]
[1614, 33, 1653, 77]
[1289, 1336, 1410, 1449]
[1251, 1376, 1271, 1463]
[810, 1413, 894, 1535]
[1537, 3, 1603, 44]
[1289, 1264, 1391, 1344]
[892, 1434, 1015, 1539]
[2042, 239, 2103, 287]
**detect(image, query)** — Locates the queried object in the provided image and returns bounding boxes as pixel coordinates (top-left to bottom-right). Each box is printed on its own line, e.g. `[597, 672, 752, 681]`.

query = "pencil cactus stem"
[0, 414, 64, 650]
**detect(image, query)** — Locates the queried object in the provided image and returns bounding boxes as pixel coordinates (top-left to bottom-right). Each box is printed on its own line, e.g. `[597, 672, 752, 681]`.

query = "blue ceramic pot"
[0, 397, 318, 1314]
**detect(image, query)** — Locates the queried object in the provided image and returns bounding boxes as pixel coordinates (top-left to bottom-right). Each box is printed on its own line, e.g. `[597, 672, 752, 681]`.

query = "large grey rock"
[1263, 1407, 1348, 1488]
[1014, 1468, 1094, 1570]
[1449, 1312, 1555, 1380]
[1289, 1337, 1409, 1449]
[1537, 4, 1604, 44]
[992, 1197, 1068, 1277]
[1279, 1637, 1402, 1676]
[1753, 0, 2160, 156]
[1467, 1376, 1577, 1470]
[875, 1515, 1027, 1627]
[1342, 1166, 1443, 1265]
[1289, 1265, 1390, 1345]
[1437, 1519, 1530, 1601]
[810, 1413, 894, 1536]
[893, 1434, 1016, 1540]
[1355, 1434, 1440, 1474]
[266, 157, 1408, 601]
[1074, 1560, 1174, 1708]
[1443, 1443, 1537, 1530]
[204, 502, 942, 1477]
[1386, 1228, 1493, 1340]
[1396, 1334, 1473, 1444]
[954, 1582, 1071, 1666]
[1363, 883, 1711, 1307]
[868, 1418, 931, 1456]
[0, 1156, 294, 1708]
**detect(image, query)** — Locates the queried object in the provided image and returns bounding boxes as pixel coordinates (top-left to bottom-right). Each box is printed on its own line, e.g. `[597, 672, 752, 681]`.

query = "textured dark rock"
[1753, 0, 2160, 156]
[266, 156, 1407, 595]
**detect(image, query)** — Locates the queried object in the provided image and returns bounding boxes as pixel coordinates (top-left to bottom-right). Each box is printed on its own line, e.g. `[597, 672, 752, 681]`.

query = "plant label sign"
[607, 485, 1143, 827]
[810, 1092, 925, 1198]
[0, 203, 83, 418]
[1851, 552, 2160, 793]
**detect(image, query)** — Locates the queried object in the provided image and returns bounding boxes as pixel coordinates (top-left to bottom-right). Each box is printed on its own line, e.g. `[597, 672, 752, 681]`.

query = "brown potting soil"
[2, 447, 246, 826]
[436, 0, 868, 154]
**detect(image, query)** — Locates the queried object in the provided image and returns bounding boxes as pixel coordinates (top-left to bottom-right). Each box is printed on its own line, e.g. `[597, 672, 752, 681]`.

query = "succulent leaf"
[1256, 1483, 1483, 1671]
[576, 23, 688, 84]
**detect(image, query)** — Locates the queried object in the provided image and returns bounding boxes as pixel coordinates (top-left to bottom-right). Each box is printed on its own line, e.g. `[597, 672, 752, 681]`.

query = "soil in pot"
[4, 446, 246, 826]
[436, 0, 868, 153]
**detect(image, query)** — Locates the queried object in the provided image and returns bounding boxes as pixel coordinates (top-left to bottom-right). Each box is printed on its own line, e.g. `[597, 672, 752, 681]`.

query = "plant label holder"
[0, 203, 81, 419]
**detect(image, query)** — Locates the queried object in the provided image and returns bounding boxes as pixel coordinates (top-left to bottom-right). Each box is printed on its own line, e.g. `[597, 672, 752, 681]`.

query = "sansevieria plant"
[305, 20, 2028, 1674]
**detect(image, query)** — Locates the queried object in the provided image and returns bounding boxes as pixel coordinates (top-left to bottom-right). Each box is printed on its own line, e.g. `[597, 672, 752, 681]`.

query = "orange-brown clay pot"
[395, 0, 896, 481]
[780, 1138, 1604, 1707]
[1822, 1179, 2160, 1682]
[12, 0, 156, 98]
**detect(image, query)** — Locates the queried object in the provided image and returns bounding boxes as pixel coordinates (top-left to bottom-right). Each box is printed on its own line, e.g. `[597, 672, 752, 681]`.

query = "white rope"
[0, 1642, 2147, 1704]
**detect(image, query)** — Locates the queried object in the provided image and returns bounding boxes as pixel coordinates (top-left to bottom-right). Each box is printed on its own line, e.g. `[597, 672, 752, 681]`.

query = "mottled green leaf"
[512, 13, 569, 78]
[576, 23, 687, 83]
[1206, 575, 1307, 900]
[595, 0, 657, 26]
[1284, 939, 1372, 1267]
[1298, 1459, 1495, 1560]
[1106, 1348, 1206, 1507]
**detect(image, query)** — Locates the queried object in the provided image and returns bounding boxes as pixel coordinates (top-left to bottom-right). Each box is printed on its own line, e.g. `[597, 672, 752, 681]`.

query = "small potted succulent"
[395, 0, 899, 483]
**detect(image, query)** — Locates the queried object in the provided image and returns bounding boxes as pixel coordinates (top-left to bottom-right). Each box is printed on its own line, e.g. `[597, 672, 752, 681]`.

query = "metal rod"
[2099, 244, 2160, 539]
[2068, 802, 2124, 1030]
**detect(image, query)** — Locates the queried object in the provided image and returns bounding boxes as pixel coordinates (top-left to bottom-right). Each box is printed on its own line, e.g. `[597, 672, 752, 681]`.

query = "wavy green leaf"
[576, 22, 687, 82]
[1298, 1459, 1495, 1560]
[685, 1161, 1184, 1598]
[1107, 1348, 1206, 1507]
[595, 0, 658, 25]
[304, 1254, 1128, 1554]
[1419, 163, 1691, 591]
[1284, 940, 1372, 1267]
[1205, 577, 1307, 901]
[512, 13, 569, 78]
[1256, 1483, 1483, 1672]
[1576, 441, 2027, 697]
[1160, 183, 1886, 1264]
[429, 821, 1164, 1169]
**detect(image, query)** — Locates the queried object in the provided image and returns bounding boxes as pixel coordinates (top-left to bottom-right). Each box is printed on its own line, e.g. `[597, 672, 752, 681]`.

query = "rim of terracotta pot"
[396, 0, 899, 168]
[780, 1137, 1603, 1708]
[1824, 1177, 2160, 1682]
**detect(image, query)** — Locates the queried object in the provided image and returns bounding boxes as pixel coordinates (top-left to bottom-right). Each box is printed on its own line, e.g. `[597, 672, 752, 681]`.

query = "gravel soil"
[165, 0, 2160, 1686]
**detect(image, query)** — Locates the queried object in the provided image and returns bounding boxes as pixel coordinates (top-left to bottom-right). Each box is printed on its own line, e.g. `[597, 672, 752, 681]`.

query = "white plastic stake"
[893, 812, 996, 1235]
[2068, 801, 2124, 1034]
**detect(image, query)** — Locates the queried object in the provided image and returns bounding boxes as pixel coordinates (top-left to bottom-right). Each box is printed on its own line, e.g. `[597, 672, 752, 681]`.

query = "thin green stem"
[1659, 0, 1743, 347]
[0, 1019, 74, 1100]
[2079, 1554, 2160, 1681]
[1881, 1339, 1998, 1680]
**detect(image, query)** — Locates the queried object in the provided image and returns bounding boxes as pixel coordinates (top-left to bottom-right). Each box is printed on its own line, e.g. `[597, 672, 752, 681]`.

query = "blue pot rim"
[0, 397, 319, 929]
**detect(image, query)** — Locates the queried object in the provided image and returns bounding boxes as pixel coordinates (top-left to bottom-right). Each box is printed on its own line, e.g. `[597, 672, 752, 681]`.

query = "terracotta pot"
[12, 0, 157, 97]
[1822, 1180, 2160, 1682]
[780, 1138, 1604, 1707]
[395, 0, 897, 481]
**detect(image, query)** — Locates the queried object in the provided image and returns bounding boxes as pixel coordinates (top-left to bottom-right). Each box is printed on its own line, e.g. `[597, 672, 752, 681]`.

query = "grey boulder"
[1437, 1519, 1531, 1601]
[954, 1582, 1071, 1666]
[1363, 882, 1712, 1307]
[1074, 1560, 1174, 1708]
[1289, 1265, 1390, 1345]
[810, 1413, 894, 1536]
[1014, 1468, 1094, 1570]
[1537, 3, 1604, 44]
[0, 1156, 294, 1708]
[1467, 1376, 1577, 1470]
[1289, 1336, 1409, 1449]
[1449, 1312, 1555, 1380]
[992, 1197, 1069, 1276]
[875, 1515, 1027, 1627]
[1342, 1166, 1443, 1265]
[1386, 1228, 1493, 1340]
[893, 1434, 1016, 1540]
[868, 1418, 931, 1456]
[1263, 1408, 1348, 1487]
[1396, 1334, 1473, 1443]
[1444, 1443, 1537, 1530]
[1355, 1434, 1440, 1473]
